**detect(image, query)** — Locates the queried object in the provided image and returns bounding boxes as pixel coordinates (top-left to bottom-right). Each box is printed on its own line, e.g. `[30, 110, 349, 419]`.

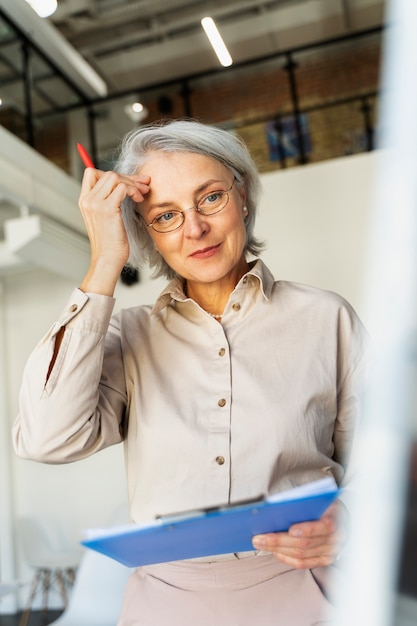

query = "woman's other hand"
[78, 169, 150, 295]
[252, 500, 348, 569]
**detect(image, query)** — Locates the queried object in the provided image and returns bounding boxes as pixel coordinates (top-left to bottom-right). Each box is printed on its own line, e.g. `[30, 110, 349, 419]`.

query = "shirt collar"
[246, 258, 275, 300]
[151, 276, 187, 315]
[151, 258, 275, 315]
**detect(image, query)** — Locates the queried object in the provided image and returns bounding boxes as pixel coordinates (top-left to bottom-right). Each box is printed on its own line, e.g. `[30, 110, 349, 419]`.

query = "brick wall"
[129, 33, 382, 173]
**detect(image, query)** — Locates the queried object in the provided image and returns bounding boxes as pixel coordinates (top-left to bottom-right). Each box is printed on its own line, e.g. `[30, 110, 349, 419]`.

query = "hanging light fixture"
[25, 0, 58, 19]
[124, 100, 149, 124]
[201, 17, 233, 67]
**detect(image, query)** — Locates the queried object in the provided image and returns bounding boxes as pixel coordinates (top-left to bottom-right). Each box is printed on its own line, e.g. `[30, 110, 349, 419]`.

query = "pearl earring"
[243, 206, 248, 212]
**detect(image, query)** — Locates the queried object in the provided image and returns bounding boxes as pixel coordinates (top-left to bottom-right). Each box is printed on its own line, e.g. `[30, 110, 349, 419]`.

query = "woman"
[13, 119, 368, 625]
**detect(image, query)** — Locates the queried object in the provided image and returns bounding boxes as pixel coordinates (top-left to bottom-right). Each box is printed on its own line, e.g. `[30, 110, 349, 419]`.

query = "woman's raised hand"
[78, 168, 150, 295]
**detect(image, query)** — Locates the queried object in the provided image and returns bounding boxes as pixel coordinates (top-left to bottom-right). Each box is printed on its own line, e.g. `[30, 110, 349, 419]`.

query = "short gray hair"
[114, 119, 265, 279]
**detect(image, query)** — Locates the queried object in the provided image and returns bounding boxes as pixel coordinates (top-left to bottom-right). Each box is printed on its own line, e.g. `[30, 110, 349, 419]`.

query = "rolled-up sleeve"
[12, 288, 126, 464]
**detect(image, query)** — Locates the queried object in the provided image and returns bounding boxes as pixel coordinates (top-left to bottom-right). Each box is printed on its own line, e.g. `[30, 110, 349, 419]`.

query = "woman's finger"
[80, 169, 150, 204]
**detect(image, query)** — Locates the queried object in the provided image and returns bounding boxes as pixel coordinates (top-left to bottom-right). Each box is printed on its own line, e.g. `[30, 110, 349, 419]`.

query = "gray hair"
[114, 119, 265, 279]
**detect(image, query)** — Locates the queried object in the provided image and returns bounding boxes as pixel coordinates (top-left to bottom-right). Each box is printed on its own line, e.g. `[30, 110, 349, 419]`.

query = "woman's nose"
[183, 207, 208, 237]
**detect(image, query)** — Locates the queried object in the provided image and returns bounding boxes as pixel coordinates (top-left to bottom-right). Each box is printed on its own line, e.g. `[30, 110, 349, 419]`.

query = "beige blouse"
[13, 260, 369, 524]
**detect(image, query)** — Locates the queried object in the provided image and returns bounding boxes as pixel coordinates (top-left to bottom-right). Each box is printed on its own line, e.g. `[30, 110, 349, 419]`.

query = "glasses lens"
[152, 211, 183, 233]
[150, 182, 233, 232]
[198, 191, 228, 215]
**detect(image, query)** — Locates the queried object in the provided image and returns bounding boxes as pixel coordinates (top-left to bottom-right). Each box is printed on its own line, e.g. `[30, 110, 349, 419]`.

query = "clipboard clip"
[156, 494, 265, 524]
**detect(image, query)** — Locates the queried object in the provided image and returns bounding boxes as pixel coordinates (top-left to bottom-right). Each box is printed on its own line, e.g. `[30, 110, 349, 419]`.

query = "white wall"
[257, 151, 376, 319]
[0, 149, 376, 612]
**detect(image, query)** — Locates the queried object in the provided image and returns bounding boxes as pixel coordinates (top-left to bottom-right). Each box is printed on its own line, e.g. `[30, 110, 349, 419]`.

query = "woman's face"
[136, 151, 248, 287]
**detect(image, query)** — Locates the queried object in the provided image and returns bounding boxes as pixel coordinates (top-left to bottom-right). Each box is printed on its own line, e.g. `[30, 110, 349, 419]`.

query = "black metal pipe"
[180, 81, 193, 118]
[273, 116, 287, 169]
[360, 96, 374, 151]
[283, 52, 306, 165]
[21, 41, 35, 147]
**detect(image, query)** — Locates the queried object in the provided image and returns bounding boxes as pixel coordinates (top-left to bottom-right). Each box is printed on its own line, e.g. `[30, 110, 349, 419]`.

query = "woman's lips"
[189, 244, 220, 259]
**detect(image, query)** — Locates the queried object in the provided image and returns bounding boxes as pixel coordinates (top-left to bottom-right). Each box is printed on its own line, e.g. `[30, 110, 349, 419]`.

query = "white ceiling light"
[25, 0, 57, 19]
[201, 17, 233, 68]
[124, 101, 149, 123]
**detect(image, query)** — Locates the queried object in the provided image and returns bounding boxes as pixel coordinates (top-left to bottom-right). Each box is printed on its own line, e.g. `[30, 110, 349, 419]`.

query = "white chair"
[0, 581, 21, 598]
[17, 516, 82, 626]
[47, 549, 132, 626]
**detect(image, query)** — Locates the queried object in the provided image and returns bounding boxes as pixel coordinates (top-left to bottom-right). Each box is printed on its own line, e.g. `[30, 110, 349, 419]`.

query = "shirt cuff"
[54, 288, 116, 335]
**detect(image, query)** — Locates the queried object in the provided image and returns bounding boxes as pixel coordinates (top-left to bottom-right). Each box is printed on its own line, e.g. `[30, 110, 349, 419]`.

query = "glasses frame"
[145, 178, 236, 233]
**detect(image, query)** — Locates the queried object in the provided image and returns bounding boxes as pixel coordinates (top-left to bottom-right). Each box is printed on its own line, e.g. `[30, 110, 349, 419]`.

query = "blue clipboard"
[81, 478, 340, 567]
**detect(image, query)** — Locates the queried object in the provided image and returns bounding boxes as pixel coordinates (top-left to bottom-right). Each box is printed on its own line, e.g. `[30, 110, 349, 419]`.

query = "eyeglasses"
[145, 179, 236, 233]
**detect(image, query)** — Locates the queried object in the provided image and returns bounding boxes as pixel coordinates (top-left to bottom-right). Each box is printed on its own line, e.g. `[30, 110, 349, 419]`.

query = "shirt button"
[216, 456, 225, 465]
[219, 348, 226, 357]
[232, 303, 241, 312]
[69, 304, 78, 313]
[218, 398, 226, 407]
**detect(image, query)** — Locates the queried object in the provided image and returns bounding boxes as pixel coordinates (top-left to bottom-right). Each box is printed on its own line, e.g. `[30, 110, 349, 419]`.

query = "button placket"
[208, 330, 231, 499]
[214, 397, 228, 466]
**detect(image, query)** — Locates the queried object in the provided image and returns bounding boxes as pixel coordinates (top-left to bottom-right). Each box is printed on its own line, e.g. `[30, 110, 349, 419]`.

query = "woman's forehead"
[135, 152, 233, 219]
[135, 150, 229, 178]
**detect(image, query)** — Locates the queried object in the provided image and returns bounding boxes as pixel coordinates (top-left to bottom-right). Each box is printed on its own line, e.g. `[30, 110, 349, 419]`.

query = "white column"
[0, 279, 18, 614]
[332, 0, 417, 624]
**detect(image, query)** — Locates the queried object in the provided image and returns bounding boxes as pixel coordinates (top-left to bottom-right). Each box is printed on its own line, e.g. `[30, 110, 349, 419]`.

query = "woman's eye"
[201, 191, 222, 206]
[156, 211, 175, 223]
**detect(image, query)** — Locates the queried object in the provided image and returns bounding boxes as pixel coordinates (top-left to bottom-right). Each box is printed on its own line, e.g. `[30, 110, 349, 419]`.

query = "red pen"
[77, 142, 95, 168]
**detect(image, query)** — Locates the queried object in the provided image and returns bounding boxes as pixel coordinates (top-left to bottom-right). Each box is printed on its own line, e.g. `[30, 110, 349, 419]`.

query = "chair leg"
[19, 569, 42, 626]
[19, 565, 75, 625]
[54, 570, 68, 607]
[41, 569, 50, 616]
[65, 567, 76, 586]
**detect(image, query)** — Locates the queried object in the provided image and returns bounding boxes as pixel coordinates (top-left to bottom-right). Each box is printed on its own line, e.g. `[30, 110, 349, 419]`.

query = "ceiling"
[48, 0, 386, 93]
[0, 0, 386, 113]
[0, 0, 387, 140]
